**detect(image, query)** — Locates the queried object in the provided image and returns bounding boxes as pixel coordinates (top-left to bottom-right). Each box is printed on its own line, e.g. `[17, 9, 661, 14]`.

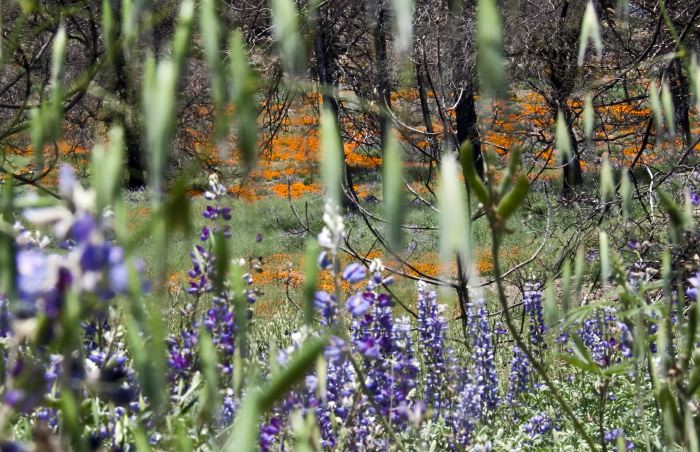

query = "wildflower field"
[4, 0, 700, 451]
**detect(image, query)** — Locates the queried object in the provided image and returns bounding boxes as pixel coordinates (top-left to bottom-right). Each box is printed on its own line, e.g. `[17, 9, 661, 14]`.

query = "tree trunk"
[670, 58, 691, 144]
[454, 82, 483, 178]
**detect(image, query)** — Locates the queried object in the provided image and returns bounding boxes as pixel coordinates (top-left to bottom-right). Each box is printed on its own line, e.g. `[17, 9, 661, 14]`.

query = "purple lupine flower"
[605, 428, 635, 451]
[219, 393, 238, 427]
[342, 262, 366, 283]
[524, 412, 552, 437]
[58, 164, 76, 196]
[523, 282, 546, 347]
[691, 192, 700, 206]
[16, 249, 54, 305]
[260, 417, 282, 451]
[579, 313, 610, 366]
[616, 321, 633, 358]
[416, 281, 449, 417]
[687, 273, 700, 300]
[71, 214, 95, 243]
[345, 292, 371, 317]
[315, 291, 336, 325]
[200, 226, 210, 242]
[506, 345, 530, 404]
[452, 382, 482, 447]
[390, 316, 419, 424]
[356, 335, 381, 359]
[467, 298, 499, 413]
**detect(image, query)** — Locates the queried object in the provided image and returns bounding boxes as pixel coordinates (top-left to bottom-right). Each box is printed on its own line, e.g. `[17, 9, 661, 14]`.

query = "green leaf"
[477, 0, 506, 98]
[143, 58, 177, 194]
[230, 30, 258, 170]
[620, 167, 632, 222]
[258, 337, 327, 410]
[383, 128, 404, 252]
[32, 25, 67, 168]
[562, 259, 571, 313]
[271, 0, 305, 75]
[496, 175, 529, 223]
[224, 393, 260, 452]
[583, 94, 595, 142]
[60, 391, 83, 450]
[391, 0, 414, 56]
[661, 81, 676, 137]
[458, 141, 489, 206]
[302, 241, 320, 325]
[577, 2, 603, 66]
[599, 152, 614, 204]
[200, 0, 227, 144]
[172, 0, 195, 75]
[568, 334, 601, 374]
[691, 55, 700, 115]
[649, 81, 664, 136]
[574, 245, 585, 294]
[0, 179, 15, 301]
[320, 107, 343, 206]
[544, 278, 559, 328]
[498, 145, 521, 196]
[231, 263, 249, 358]
[198, 330, 220, 424]
[600, 231, 610, 283]
[102, 0, 115, 64]
[438, 153, 470, 269]
[121, 0, 136, 50]
[555, 109, 572, 162]
[213, 229, 230, 293]
[657, 189, 685, 242]
[560, 353, 600, 375]
[91, 126, 124, 214]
